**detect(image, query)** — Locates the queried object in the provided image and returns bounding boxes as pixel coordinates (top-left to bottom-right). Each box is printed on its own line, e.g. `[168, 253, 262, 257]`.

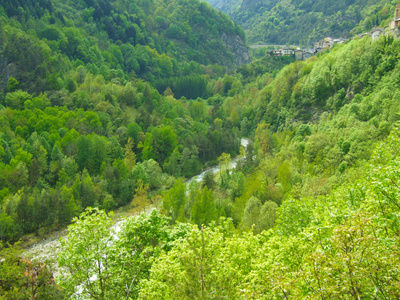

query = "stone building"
[389, 5, 400, 29]
[294, 49, 303, 60]
[302, 50, 316, 60]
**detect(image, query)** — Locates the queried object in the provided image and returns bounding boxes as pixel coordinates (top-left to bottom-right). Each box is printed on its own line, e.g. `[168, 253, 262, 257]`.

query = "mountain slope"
[0, 0, 249, 93]
[205, 0, 394, 45]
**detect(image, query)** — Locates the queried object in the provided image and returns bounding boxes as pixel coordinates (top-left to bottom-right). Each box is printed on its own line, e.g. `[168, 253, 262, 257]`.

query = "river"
[186, 138, 249, 185]
[26, 138, 250, 275]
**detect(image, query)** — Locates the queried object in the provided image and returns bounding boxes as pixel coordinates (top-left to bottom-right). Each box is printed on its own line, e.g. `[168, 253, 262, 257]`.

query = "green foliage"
[241, 196, 278, 234]
[6, 77, 19, 93]
[57, 208, 116, 299]
[140, 133, 155, 161]
[0, 71, 241, 237]
[238, 55, 295, 83]
[139, 218, 257, 299]
[0, 213, 19, 242]
[163, 178, 187, 223]
[191, 186, 218, 227]
[113, 209, 186, 298]
[0, 0, 246, 98]
[5, 90, 31, 110]
[5, 4, 400, 299]
[202, 171, 216, 190]
[0, 243, 64, 299]
[231, 35, 400, 207]
[58, 208, 189, 299]
[213, 0, 394, 45]
[241, 195, 262, 231]
[138, 123, 400, 299]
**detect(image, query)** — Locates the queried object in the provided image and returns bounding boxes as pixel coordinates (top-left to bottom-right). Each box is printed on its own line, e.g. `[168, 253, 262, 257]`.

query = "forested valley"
[2, 0, 400, 299]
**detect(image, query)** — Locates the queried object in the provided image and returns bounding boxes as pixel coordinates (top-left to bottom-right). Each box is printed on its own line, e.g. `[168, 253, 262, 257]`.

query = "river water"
[186, 138, 249, 185]
[26, 138, 250, 276]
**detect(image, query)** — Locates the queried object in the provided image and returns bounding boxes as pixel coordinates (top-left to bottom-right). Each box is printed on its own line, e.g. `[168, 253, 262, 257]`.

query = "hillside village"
[267, 5, 400, 61]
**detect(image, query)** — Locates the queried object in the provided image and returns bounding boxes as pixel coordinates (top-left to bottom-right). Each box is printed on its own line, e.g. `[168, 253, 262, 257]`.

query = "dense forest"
[0, 0, 250, 243]
[2, 0, 400, 299]
[206, 0, 397, 45]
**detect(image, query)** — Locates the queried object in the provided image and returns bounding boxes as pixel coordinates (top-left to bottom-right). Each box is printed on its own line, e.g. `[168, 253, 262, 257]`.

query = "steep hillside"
[3, 1, 400, 298]
[206, 0, 395, 45]
[0, 0, 249, 93]
[0, 0, 246, 243]
[136, 33, 400, 298]
[138, 123, 400, 299]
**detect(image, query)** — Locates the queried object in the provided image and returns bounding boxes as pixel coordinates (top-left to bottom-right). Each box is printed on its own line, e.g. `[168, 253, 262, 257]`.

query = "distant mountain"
[205, 0, 242, 16]
[205, 0, 394, 45]
[0, 0, 249, 91]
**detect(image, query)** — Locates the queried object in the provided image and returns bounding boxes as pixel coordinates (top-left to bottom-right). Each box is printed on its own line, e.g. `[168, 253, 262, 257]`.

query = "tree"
[181, 147, 192, 177]
[202, 171, 216, 190]
[58, 208, 185, 300]
[65, 78, 77, 93]
[241, 196, 262, 232]
[60, 186, 80, 223]
[142, 159, 163, 190]
[191, 186, 217, 227]
[152, 126, 177, 163]
[0, 243, 63, 299]
[139, 219, 257, 299]
[131, 163, 149, 186]
[131, 179, 150, 213]
[0, 243, 25, 299]
[213, 79, 224, 95]
[57, 208, 115, 299]
[112, 210, 175, 299]
[76, 135, 94, 171]
[255, 123, 270, 155]
[127, 122, 142, 145]
[241, 196, 278, 234]
[164, 148, 181, 177]
[163, 87, 174, 97]
[189, 100, 206, 121]
[277, 160, 291, 193]
[217, 152, 231, 178]
[80, 171, 97, 208]
[7, 77, 19, 93]
[124, 138, 137, 171]
[107, 137, 124, 162]
[8, 162, 29, 192]
[51, 145, 63, 163]
[163, 178, 186, 222]
[259, 200, 278, 232]
[0, 213, 19, 242]
[5, 90, 31, 109]
[140, 133, 155, 161]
